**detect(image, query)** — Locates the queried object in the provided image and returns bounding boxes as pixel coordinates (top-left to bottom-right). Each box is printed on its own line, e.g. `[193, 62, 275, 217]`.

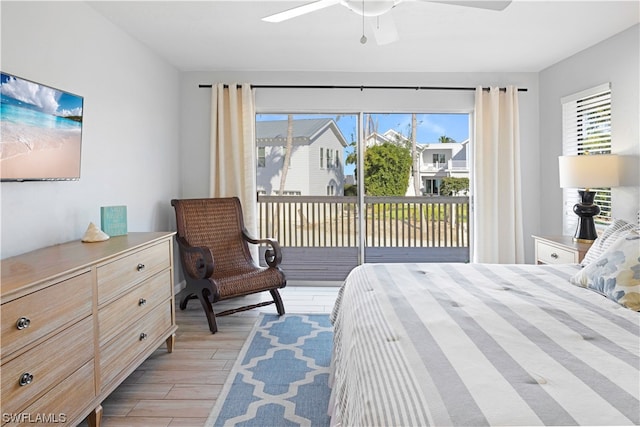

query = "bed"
[329, 232, 639, 426]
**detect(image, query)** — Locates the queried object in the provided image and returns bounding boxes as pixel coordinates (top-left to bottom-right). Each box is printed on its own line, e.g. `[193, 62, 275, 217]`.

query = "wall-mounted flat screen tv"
[1, 72, 84, 181]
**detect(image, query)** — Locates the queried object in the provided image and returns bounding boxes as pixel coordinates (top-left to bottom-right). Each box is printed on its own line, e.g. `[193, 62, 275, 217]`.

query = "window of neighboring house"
[424, 178, 441, 195]
[335, 150, 340, 168]
[257, 147, 266, 167]
[433, 153, 446, 165]
[327, 149, 334, 169]
[327, 185, 335, 196]
[320, 147, 324, 168]
[561, 83, 612, 234]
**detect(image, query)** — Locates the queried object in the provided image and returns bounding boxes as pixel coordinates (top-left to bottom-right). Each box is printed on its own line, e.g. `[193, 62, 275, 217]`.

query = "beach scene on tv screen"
[0, 72, 83, 180]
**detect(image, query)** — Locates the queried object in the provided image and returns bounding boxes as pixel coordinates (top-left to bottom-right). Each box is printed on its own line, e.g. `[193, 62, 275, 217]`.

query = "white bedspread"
[330, 263, 640, 426]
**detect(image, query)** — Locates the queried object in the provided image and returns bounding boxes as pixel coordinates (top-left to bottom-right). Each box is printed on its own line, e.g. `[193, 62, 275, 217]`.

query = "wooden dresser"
[1, 232, 177, 427]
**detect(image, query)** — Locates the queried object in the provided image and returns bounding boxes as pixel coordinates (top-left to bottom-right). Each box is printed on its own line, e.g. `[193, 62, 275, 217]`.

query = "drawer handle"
[136, 263, 146, 272]
[16, 317, 31, 330]
[138, 298, 147, 306]
[551, 253, 559, 259]
[139, 332, 148, 341]
[18, 372, 34, 386]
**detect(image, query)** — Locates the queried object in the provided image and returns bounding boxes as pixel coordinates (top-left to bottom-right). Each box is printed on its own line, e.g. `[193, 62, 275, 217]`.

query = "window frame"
[561, 82, 613, 235]
[433, 153, 446, 165]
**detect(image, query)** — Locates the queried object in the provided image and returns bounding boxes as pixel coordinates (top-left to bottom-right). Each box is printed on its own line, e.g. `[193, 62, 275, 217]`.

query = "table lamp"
[558, 153, 620, 243]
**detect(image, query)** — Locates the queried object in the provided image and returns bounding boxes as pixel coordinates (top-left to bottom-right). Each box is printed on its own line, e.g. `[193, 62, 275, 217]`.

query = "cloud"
[0, 75, 60, 115]
[391, 114, 447, 142]
[417, 115, 447, 137]
[393, 116, 411, 133]
[59, 107, 82, 117]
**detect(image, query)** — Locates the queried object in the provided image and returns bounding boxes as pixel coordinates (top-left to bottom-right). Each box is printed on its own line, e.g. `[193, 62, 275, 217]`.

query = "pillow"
[570, 230, 640, 311]
[581, 219, 637, 266]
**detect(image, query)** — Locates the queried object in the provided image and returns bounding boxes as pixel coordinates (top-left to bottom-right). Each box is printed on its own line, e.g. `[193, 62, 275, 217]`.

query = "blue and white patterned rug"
[206, 314, 333, 427]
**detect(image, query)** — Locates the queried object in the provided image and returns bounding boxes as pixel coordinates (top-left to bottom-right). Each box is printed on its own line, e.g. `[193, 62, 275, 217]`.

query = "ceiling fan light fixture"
[342, 0, 400, 17]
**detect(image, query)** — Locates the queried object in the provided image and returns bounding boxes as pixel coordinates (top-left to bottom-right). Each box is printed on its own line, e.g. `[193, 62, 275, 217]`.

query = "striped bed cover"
[329, 263, 640, 426]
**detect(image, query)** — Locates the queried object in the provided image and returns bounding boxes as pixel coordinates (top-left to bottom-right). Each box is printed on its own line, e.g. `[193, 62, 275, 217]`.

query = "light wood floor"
[79, 285, 340, 427]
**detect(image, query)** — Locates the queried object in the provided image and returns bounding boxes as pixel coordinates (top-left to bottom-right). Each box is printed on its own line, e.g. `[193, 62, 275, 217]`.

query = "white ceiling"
[88, 0, 639, 73]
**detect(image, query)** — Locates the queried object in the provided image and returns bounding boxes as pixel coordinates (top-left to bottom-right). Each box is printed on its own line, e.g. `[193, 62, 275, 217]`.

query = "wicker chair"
[171, 197, 286, 333]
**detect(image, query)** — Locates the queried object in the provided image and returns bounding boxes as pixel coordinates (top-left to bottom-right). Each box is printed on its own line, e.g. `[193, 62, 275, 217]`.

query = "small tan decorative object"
[82, 222, 110, 242]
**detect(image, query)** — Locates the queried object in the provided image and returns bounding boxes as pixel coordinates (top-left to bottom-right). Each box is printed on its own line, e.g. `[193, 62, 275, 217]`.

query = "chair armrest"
[175, 236, 215, 280]
[242, 230, 283, 268]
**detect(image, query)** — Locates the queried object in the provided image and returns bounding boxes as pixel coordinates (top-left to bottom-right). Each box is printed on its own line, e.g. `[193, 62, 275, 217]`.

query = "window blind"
[561, 83, 612, 236]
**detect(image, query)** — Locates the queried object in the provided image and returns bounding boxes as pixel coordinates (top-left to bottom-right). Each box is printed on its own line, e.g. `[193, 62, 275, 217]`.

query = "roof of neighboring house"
[365, 129, 408, 146]
[419, 142, 465, 150]
[366, 130, 470, 149]
[256, 118, 348, 147]
[420, 138, 469, 147]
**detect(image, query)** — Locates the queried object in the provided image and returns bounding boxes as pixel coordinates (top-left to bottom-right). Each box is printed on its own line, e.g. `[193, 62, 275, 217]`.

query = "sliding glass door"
[255, 113, 360, 281]
[359, 113, 471, 264]
[255, 111, 470, 281]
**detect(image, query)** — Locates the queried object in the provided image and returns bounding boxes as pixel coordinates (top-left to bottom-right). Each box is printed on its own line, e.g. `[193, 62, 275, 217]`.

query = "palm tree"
[438, 135, 456, 144]
[411, 113, 420, 195]
[278, 114, 294, 195]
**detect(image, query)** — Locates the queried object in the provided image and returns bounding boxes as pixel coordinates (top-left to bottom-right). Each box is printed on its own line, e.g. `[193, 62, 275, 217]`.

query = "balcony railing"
[257, 195, 469, 249]
[422, 160, 468, 172]
[449, 160, 468, 171]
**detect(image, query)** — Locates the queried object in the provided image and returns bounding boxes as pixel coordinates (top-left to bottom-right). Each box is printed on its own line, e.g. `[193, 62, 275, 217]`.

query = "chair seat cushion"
[214, 267, 285, 299]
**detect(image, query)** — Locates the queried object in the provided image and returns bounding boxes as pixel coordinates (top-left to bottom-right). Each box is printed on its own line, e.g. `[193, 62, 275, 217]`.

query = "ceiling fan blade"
[262, 0, 341, 22]
[370, 13, 399, 45]
[425, 0, 512, 11]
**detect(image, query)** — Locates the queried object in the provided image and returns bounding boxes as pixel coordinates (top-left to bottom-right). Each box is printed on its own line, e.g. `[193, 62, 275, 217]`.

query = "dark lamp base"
[572, 190, 600, 243]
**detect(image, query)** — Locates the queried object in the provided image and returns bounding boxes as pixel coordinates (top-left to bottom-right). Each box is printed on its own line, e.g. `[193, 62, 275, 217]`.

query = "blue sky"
[257, 113, 469, 144]
[364, 113, 469, 143]
[257, 112, 470, 176]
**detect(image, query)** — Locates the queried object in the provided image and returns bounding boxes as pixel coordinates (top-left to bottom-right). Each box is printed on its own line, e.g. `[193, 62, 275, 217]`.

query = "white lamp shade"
[558, 154, 620, 188]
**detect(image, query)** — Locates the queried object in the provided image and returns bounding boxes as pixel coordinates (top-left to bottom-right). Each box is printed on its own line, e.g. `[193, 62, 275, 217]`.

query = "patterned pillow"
[570, 230, 640, 311]
[581, 219, 637, 266]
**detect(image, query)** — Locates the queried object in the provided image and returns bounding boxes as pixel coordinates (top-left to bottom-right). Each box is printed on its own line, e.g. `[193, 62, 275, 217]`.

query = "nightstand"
[532, 235, 592, 265]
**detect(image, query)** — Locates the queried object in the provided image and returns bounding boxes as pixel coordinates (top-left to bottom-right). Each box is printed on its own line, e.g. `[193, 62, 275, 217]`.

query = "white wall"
[180, 71, 540, 261]
[309, 131, 345, 196]
[539, 24, 640, 234]
[1, 2, 181, 258]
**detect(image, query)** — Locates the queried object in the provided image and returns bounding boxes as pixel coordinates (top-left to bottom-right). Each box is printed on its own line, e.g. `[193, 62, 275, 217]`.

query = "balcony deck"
[258, 195, 470, 281]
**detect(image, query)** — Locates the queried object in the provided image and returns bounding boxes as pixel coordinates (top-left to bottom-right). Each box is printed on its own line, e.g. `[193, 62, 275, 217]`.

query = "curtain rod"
[198, 84, 527, 92]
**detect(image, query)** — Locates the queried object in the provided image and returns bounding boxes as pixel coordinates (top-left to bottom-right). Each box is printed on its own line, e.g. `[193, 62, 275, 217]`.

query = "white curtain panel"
[472, 86, 524, 264]
[209, 83, 258, 255]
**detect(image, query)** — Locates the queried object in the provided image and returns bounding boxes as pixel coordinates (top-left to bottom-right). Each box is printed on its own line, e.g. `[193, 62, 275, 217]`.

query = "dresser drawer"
[97, 240, 171, 305]
[100, 302, 172, 389]
[3, 361, 95, 427]
[98, 269, 172, 346]
[1, 272, 92, 360]
[536, 240, 578, 264]
[1, 317, 94, 417]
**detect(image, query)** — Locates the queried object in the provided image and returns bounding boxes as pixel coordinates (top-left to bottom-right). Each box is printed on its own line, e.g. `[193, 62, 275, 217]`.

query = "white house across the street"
[256, 118, 348, 196]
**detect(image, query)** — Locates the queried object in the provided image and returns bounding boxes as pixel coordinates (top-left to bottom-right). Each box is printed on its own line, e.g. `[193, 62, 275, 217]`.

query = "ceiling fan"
[262, 0, 512, 45]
